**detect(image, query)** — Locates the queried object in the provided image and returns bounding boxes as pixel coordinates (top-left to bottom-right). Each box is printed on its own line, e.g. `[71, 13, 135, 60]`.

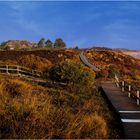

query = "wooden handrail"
[0, 65, 41, 73]
[114, 74, 140, 105]
[0, 65, 41, 78]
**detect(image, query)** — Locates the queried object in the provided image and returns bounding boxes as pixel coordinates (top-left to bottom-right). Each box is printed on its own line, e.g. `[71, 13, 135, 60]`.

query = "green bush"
[43, 61, 94, 87]
[108, 64, 119, 79]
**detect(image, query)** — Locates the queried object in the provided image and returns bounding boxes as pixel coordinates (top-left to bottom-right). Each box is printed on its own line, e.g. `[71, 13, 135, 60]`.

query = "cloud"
[0, 1, 140, 49]
[102, 19, 140, 49]
[7, 2, 42, 36]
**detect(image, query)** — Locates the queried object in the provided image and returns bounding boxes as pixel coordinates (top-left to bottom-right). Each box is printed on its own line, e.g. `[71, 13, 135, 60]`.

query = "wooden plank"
[101, 82, 140, 138]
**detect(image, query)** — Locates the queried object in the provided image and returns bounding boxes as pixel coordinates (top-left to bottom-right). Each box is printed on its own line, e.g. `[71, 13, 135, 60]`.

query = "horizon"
[0, 1, 140, 49]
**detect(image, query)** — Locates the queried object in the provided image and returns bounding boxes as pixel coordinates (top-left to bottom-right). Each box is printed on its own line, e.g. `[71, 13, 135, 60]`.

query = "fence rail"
[0, 65, 41, 78]
[114, 74, 140, 105]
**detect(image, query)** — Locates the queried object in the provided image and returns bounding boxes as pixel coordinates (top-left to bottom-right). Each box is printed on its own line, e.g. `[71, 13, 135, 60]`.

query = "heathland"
[0, 40, 140, 139]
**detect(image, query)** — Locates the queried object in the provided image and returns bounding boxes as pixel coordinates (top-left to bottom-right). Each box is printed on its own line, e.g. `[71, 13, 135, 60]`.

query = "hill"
[85, 48, 140, 86]
[0, 49, 79, 70]
[122, 51, 140, 59]
[113, 48, 140, 59]
[0, 46, 140, 139]
[0, 47, 139, 84]
[0, 40, 37, 50]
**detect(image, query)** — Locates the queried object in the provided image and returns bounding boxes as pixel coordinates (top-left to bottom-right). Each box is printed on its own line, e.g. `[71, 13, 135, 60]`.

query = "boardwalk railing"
[0, 65, 41, 78]
[115, 74, 140, 105]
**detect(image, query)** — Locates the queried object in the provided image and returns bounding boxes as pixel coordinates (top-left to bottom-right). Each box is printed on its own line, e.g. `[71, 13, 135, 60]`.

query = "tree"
[0, 41, 7, 46]
[45, 39, 53, 48]
[75, 46, 79, 49]
[54, 38, 66, 48]
[38, 38, 46, 48]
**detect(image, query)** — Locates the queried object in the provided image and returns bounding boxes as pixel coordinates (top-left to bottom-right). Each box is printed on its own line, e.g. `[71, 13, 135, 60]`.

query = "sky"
[0, 1, 140, 49]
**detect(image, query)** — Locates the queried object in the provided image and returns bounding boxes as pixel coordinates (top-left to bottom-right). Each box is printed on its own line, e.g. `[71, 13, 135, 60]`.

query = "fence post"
[128, 85, 131, 98]
[122, 81, 125, 92]
[17, 66, 19, 74]
[115, 74, 119, 87]
[116, 76, 119, 87]
[116, 80, 119, 87]
[6, 65, 9, 74]
[137, 90, 140, 105]
[17, 66, 21, 76]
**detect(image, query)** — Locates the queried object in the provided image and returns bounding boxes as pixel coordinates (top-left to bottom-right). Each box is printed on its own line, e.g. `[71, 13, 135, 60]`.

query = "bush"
[43, 60, 95, 87]
[108, 64, 119, 78]
[96, 69, 109, 79]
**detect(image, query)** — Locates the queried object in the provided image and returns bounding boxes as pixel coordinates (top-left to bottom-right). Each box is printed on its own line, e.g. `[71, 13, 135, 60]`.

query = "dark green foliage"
[54, 38, 66, 48]
[96, 70, 109, 79]
[43, 61, 94, 87]
[0, 41, 7, 46]
[45, 39, 53, 48]
[38, 38, 46, 48]
[38, 38, 66, 49]
[75, 46, 79, 49]
[108, 64, 119, 78]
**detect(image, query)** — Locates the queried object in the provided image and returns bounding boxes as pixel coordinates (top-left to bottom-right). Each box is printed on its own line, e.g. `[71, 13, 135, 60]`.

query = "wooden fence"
[115, 74, 140, 105]
[0, 65, 41, 78]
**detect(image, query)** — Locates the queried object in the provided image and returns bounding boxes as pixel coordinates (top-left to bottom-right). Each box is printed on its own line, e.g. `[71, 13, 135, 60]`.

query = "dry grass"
[18, 54, 52, 71]
[0, 48, 124, 138]
[0, 77, 121, 139]
[85, 49, 140, 82]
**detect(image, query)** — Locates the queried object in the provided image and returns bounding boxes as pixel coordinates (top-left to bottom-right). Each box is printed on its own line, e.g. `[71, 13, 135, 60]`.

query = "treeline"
[38, 38, 66, 48]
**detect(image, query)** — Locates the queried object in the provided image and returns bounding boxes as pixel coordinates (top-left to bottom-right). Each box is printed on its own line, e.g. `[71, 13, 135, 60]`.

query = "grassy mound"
[18, 54, 52, 71]
[0, 49, 125, 138]
[0, 76, 121, 139]
[86, 49, 140, 82]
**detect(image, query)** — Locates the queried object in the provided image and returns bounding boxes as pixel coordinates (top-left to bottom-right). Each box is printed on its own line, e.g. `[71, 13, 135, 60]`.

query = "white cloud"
[7, 2, 43, 36]
[102, 19, 140, 48]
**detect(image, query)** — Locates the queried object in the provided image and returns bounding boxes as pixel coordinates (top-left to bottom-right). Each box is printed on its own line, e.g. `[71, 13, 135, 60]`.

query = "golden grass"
[0, 75, 121, 139]
[85, 49, 140, 83]
[18, 54, 52, 71]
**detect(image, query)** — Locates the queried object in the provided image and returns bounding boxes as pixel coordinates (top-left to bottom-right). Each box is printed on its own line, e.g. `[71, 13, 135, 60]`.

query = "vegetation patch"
[18, 54, 52, 71]
[0, 48, 134, 138]
[0, 59, 121, 138]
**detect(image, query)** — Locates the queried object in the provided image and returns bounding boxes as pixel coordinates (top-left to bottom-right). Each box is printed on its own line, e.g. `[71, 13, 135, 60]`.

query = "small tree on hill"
[38, 38, 46, 48]
[54, 38, 66, 48]
[75, 46, 79, 49]
[0, 41, 7, 46]
[45, 39, 53, 48]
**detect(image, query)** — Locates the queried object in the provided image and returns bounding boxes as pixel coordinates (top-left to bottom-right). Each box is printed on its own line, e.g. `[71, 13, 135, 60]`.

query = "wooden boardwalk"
[79, 51, 101, 72]
[101, 81, 140, 139]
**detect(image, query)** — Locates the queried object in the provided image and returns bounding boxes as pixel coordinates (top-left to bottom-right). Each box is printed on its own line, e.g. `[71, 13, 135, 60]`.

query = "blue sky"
[0, 1, 140, 49]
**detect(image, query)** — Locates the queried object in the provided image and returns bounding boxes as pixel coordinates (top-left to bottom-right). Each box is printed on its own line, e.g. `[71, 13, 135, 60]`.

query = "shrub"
[108, 64, 119, 78]
[96, 69, 109, 79]
[43, 60, 95, 87]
